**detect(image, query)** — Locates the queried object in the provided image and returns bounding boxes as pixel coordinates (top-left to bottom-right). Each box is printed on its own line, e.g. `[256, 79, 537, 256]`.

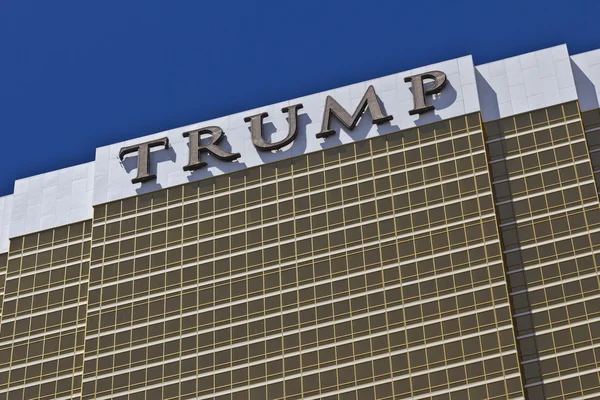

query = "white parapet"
[475, 44, 578, 122]
[570, 48, 600, 112]
[93, 55, 479, 204]
[0, 195, 13, 253]
[9, 162, 95, 239]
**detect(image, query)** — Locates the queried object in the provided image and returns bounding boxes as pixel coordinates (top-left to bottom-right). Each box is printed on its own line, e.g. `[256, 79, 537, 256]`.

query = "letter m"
[316, 85, 393, 138]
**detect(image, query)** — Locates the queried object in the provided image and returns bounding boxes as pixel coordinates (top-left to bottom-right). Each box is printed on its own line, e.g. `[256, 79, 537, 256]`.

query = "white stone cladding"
[571, 48, 600, 112]
[0, 196, 13, 253]
[476, 45, 577, 122]
[8, 162, 94, 240]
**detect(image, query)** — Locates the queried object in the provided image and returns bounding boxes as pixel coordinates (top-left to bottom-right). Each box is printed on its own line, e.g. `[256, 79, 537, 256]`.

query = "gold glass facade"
[4, 103, 600, 399]
[487, 102, 600, 399]
[0, 222, 91, 400]
[82, 113, 524, 399]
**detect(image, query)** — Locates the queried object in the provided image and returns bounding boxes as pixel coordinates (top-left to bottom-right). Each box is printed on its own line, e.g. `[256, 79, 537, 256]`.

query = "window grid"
[81, 114, 525, 400]
[5, 99, 600, 399]
[0, 222, 91, 400]
[487, 101, 600, 398]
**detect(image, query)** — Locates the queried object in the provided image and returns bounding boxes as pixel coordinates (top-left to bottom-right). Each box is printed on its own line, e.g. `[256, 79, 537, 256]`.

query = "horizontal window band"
[1, 301, 87, 324]
[92, 176, 491, 261]
[87, 233, 500, 311]
[306, 372, 523, 400]
[87, 196, 496, 312]
[83, 251, 507, 360]
[486, 118, 581, 144]
[524, 365, 600, 388]
[96, 129, 485, 226]
[90, 210, 496, 280]
[510, 270, 600, 297]
[88, 256, 502, 317]
[0, 323, 85, 348]
[0, 371, 83, 394]
[84, 303, 511, 370]
[507, 249, 600, 275]
[3, 279, 89, 303]
[488, 137, 586, 164]
[495, 179, 596, 206]
[499, 201, 599, 228]
[503, 226, 600, 254]
[94, 167, 490, 249]
[6, 258, 91, 282]
[83, 324, 513, 385]
[517, 313, 600, 340]
[1, 300, 88, 323]
[492, 158, 590, 185]
[514, 291, 600, 319]
[85, 214, 498, 332]
[9, 237, 91, 261]
[522, 341, 600, 365]
[87, 258, 503, 337]
[92, 192, 494, 271]
[84, 303, 513, 381]
[493, 154, 593, 190]
[90, 202, 495, 301]
[85, 278, 508, 345]
[0, 350, 84, 374]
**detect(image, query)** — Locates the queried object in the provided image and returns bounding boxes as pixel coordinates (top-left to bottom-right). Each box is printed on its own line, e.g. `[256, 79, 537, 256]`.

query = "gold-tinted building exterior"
[2, 44, 600, 399]
[0, 223, 91, 400]
[488, 102, 600, 399]
[83, 114, 524, 399]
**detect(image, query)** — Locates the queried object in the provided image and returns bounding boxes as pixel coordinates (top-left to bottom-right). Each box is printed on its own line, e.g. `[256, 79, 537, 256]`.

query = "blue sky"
[0, 0, 598, 196]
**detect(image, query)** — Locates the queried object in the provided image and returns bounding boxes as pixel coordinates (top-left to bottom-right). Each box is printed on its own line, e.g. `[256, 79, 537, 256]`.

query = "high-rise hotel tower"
[2, 44, 600, 400]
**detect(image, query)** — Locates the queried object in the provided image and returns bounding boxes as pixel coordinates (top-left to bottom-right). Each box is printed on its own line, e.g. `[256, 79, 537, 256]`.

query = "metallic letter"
[244, 104, 303, 151]
[182, 126, 241, 171]
[404, 71, 447, 115]
[119, 137, 169, 184]
[316, 85, 392, 139]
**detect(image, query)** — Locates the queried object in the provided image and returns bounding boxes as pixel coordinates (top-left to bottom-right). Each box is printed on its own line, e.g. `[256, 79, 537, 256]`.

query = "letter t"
[119, 137, 170, 184]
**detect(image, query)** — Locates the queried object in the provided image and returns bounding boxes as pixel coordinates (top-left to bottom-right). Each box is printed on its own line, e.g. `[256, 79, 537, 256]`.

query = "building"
[1, 43, 600, 399]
